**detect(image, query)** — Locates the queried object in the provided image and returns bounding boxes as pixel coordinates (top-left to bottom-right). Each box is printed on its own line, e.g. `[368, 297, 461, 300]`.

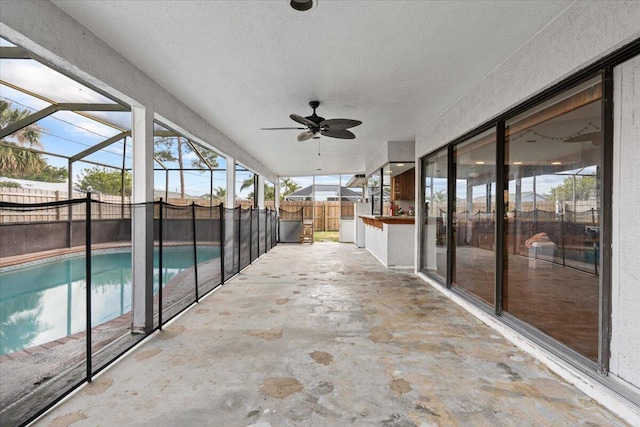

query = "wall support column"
[226, 156, 235, 208]
[275, 176, 281, 211]
[131, 105, 154, 334]
[257, 175, 265, 209]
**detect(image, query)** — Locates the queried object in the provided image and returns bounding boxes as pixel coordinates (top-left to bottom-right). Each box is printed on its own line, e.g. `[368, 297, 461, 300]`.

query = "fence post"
[98, 193, 103, 219]
[85, 192, 92, 383]
[192, 202, 199, 302]
[560, 213, 566, 267]
[237, 207, 241, 273]
[324, 203, 327, 232]
[220, 204, 225, 285]
[55, 190, 61, 220]
[158, 198, 163, 329]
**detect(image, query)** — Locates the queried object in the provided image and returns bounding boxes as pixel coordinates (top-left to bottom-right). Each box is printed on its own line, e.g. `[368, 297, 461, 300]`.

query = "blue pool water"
[0, 246, 219, 356]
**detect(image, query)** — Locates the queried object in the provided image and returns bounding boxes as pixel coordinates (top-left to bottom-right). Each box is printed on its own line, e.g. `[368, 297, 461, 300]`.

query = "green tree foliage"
[430, 190, 446, 202]
[547, 175, 596, 202]
[239, 175, 255, 201]
[280, 177, 301, 200]
[264, 183, 275, 201]
[154, 136, 218, 198]
[203, 186, 226, 201]
[240, 175, 254, 191]
[0, 100, 47, 177]
[8, 165, 68, 183]
[77, 167, 132, 196]
[0, 180, 21, 188]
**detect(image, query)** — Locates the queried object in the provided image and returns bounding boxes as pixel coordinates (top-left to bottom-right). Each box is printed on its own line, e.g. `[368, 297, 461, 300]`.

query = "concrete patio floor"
[33, 242, 627, 427]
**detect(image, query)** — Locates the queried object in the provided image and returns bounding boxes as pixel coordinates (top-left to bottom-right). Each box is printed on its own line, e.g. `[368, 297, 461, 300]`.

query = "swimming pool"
[0, 246, 220, 356]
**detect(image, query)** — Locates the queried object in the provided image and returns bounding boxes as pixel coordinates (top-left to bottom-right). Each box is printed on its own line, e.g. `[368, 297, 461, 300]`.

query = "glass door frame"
[418, 68, 615, 375]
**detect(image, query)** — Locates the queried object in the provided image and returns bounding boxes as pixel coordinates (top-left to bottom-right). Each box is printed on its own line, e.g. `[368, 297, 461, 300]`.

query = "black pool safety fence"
[437, 207, 600, 275]
[0, 195, 278, 427]
[278, 207, 304, 243]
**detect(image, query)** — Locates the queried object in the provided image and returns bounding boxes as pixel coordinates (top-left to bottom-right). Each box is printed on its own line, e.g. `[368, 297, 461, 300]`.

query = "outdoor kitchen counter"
[358, 215, 415, 268]
[359, 215, 415, 229]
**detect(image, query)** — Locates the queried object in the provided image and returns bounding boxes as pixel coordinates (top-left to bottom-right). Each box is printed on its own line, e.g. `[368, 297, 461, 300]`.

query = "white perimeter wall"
[415, 0, 640, 392]
[611, 56, 640, 391]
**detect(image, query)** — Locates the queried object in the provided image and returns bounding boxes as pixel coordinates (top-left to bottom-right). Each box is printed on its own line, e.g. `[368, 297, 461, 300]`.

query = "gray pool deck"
[32, 242, 627, 427]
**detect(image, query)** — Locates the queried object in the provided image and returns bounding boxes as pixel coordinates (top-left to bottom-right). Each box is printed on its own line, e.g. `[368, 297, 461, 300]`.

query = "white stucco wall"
[413, 0, 640, 395]
[365, 140, 415, 177]
[416, 1, 640, 155]
[611, 56, 640, 392]
[364, 223, 388, 267]
[0, 0, 277, 183]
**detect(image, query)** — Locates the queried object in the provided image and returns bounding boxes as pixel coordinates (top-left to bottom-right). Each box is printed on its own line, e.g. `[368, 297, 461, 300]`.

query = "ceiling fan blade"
[290, 114, 317, 127]
[297, 130, 316, 142]
[260, 127, 306, 130]
[564, 132, 601, 144]
[319, 119, 362, 130]
[321, 129, 356, 139]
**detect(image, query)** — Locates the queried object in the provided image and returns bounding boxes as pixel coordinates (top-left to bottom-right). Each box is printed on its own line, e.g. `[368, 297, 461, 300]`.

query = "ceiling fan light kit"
[262, 100, 362, 142]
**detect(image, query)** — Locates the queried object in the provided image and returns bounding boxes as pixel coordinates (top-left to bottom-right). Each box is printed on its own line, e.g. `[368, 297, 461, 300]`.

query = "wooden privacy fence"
[0, 187, 131, 223]
[0, 187, 359, 230]
[277, 201, 354, 232]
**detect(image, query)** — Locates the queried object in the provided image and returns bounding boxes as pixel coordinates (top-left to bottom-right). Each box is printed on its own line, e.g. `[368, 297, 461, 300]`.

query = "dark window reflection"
[421, 148, 448, 280]
[452, 129, 497, 306]
[504, 76, 601, 361]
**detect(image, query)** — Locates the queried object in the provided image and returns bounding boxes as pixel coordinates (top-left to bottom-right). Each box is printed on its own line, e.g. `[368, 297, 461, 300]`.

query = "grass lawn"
[313, 231, 339, 242]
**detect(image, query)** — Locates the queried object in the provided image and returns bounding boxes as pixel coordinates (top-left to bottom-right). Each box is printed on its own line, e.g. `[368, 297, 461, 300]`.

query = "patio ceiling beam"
[187, 139, 213, 170]
[0, 103, 128, 140]
[153, 130, 180, 137]
[0, 104, 58, 139]
[154, 157, 168, 170]
[70, 131, 131, 162]
[0, 46, 33, 59]
[56, 103, 128, 112]
[0, 140, 68, 159]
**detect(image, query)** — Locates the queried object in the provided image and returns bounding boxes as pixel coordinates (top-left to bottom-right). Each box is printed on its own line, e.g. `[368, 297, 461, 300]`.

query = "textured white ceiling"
[52, 0, 572, 177]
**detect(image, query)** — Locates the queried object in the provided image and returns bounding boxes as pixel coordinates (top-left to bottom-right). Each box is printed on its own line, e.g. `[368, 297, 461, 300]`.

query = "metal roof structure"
[285, 185, 363, 201]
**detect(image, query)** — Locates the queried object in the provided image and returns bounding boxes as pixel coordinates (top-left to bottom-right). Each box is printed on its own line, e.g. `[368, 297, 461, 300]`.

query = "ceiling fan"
[261, 101, 362, 142]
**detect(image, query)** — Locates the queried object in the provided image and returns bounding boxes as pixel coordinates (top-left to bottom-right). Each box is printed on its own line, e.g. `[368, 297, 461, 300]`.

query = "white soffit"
[52, 0, 572, 176]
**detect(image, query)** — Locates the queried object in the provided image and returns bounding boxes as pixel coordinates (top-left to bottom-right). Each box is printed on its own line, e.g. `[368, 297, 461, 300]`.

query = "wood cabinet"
[391, 168, 415, 201]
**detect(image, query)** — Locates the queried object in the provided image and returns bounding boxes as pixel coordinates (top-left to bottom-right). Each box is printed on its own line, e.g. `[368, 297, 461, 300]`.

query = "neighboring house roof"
[286, 185, 363, 201]
[153, 189, 202, 199]
[0, 177, 70, 192]
[516, 191, 548, 202]
[367, 188, 391, 200]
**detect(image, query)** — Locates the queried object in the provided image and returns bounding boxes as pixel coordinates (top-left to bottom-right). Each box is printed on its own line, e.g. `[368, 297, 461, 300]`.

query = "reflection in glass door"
[420, 148, 448, 280]
[452, 129, 497, 306]
[504, 76, 602, 361]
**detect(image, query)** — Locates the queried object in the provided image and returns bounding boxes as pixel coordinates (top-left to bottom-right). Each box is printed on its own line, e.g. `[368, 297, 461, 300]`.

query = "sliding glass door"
[420, 148, 448, 280]
[452, 129, 497, 306]
[504, 76, 602, 361]
[418, 75, 604, 363]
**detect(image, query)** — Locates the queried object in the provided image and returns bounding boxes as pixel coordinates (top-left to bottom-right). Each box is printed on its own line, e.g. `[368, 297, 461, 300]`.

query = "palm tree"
[0, 100, 46, 177]
[280, 177, 301, 200]
[239, 175, 255, 201]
